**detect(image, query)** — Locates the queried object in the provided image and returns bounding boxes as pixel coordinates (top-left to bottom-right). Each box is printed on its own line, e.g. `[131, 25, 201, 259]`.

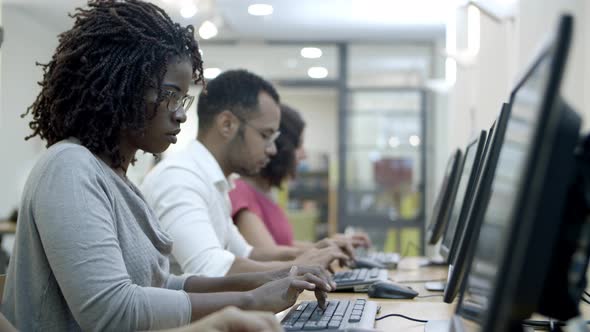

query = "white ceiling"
[3, 0, 447, 41]
[2, 0, 518, 42]
[2, 0, 447, 84]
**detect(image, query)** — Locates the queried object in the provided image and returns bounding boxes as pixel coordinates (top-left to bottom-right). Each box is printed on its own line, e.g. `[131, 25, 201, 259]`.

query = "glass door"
[339, 88, 427, 255]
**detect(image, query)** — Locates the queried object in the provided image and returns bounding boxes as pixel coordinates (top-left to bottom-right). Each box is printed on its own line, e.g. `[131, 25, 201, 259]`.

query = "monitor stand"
[425, 281, 446, 292]
[419, 256, 448, 267]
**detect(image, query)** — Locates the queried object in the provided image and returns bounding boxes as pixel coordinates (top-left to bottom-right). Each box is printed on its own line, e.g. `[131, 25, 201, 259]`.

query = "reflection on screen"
[460, 54, 550, 327]
[442, 142, 478, 250]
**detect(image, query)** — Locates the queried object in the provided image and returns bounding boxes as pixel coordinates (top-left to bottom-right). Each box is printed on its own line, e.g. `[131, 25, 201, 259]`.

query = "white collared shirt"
[141, 140, 253, 277]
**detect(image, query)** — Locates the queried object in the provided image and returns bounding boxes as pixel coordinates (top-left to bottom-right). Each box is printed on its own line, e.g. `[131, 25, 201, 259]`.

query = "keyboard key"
[296, 303, 308, 311]
[358, 269, 368, 280]
[349, 315, 362, 322]
[317, 320, 329, 329]
[334, 300, 349, 316]
[352, 309, 362, 316]
[369, 269, 380, 278]
[293, 322, 305, 329]
[325, 301, 338, 315]
[300, 302, 317, 317]
[328, 320, 341, 328]
[303, 321, 319, 330]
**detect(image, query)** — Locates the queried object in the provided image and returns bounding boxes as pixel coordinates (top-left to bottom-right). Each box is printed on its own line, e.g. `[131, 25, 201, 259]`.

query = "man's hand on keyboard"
[293, 246, 350, 272]
[315, 238, 356, 267]
[270, 265, 337, 290]
[331, 233, 372, 249]
[248, 266, 332, 313]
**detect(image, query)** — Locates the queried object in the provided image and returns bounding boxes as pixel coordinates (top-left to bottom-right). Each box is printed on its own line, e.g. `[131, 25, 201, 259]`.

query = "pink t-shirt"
[229, 179, 294, 246]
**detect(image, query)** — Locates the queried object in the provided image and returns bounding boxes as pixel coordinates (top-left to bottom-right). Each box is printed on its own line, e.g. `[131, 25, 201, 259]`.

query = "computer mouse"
[367, 281, 419, 299]
[353, 258, 386, 269]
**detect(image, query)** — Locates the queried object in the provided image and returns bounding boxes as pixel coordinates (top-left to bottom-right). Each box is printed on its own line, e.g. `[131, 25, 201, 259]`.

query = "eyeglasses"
[233, 113, 281, 147]
[161, 90, 195, 112]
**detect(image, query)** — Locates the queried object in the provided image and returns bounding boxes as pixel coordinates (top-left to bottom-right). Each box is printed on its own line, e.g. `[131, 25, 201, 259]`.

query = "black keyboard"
[363, 252, 400, 269]
[357, 251, 400, 269]
[333, 268, 388, 291]
[281, 299, 378, 331]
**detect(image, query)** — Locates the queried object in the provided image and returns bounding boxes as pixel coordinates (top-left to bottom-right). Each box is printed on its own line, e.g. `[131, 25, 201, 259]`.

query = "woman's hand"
[248, 266, 332, 312]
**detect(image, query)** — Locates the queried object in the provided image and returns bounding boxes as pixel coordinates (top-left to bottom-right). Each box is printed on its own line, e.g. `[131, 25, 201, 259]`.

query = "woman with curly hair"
[229, 105, 371, 258]
[2, 1, 332, 331]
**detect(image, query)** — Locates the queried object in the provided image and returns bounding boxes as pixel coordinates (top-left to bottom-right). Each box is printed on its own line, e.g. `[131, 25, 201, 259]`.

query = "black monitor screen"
[440, 131, 486, 260]
[455, 15, 576, 332]
[427, 149, 462, 245]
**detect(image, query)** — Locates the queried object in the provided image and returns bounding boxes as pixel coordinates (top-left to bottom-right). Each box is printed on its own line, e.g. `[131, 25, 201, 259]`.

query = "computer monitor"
[442, 103, 510, 304]
[452, 14, 581, 331]
[439, 131, 487, 262]
[447, 124, 495, 265]
[427, 149, 463, 245]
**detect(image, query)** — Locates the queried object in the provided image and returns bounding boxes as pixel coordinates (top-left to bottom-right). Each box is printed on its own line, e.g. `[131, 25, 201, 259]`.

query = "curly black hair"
[197, 69, 279, 131]
[22, 0, 204, 167]
[260, 104, 306, 188]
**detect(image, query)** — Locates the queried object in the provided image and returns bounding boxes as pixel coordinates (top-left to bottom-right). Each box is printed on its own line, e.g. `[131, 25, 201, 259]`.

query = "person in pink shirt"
[229, 105, 370, 260]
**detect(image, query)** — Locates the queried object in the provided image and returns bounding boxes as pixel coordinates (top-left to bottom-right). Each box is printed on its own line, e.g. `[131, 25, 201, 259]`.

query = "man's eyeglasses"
[161, 90, 194, 112]
[233, 113, 281, 147]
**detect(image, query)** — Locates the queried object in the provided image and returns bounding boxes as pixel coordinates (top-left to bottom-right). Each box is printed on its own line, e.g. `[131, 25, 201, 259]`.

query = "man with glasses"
[141, 69, 351, 277]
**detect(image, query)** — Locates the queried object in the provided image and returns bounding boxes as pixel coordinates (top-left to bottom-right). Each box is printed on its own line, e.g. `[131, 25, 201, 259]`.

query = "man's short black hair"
[197, 69, 279, 130]
[260, 104, 305, 188]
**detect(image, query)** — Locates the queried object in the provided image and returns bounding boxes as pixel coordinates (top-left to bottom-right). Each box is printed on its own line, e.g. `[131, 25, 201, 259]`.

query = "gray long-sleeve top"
[2, 139, 192, 331]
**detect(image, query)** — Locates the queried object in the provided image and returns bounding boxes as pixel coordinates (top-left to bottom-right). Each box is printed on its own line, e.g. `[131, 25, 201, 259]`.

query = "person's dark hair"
[260, 104, 305, 188]
[197, 69, 279, 131]
[23, 0, 204, 167]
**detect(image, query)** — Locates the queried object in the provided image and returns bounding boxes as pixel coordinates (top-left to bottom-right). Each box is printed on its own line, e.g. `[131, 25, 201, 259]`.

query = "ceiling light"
[409, 135, 421, 147]
[180, 2, 198, 18]
[300, 47, 323, 59]
[307, 67, 328, 79]
[248, 4, 273, 16]
[204, 68, 221, 79]
[389, 136, 400, 148]
[199, 20, 218, 40]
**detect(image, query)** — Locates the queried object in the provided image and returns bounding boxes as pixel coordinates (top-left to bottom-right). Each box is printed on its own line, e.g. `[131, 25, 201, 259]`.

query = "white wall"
[0, 6, 58, 217]
[447, 0, 588, 157]
[279, 87, 338, 169]
[516, 0, 587, 128]
[447, 7, 514, 152]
